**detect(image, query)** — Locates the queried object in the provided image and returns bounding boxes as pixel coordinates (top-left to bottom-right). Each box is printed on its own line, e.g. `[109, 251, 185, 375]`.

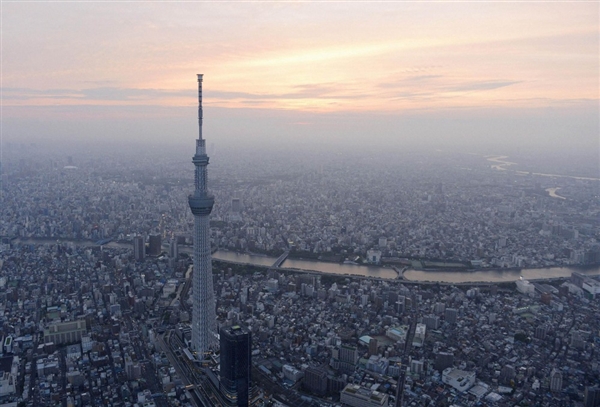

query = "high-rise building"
[445, 308, 458, 324]
[584, 386, 600, 407]
[169, 239, 179, 259]
[534, 325, 548, 340]
[550, 368, 562, 392]
[435, 352, 454, 372]
[412, 323, 426, 347]
[303, 366, 328, 396]
[424, 315, 440, 330]
[188, 74, 218, 354]
[368, 338, 378, 356]
[148, 234, 162, 256]
[220, 325, 252, 407]
[410, 359, 424, 374]
[231, 197, 241, 213]
[133, 236, 145, 262]
[230, 195, 242, 222]
[500, 365, 515, 384]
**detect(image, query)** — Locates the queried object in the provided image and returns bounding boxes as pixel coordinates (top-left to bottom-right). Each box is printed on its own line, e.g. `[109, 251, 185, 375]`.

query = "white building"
[340, 384, 389, 407]
[412, 323, 426, 347]
[162, 281, 178, 298]
[266, 278, 279, 293]
[366, 249, 382, 264]
[442, 368, 476, 392]
[282, 364, 303, 383]
[386, 326, 408, 342]
[410, 359, 424, 374]
[516, 278, 535, 296]
[66, 344, 82, 360]
[81, 335, 93, 353]
[366, 355, 389, 375]
[582, 280, 600, 298]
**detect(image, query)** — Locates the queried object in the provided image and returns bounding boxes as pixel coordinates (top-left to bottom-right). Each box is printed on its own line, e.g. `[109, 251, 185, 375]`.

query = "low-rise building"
[340, 384, 389, 407]
[442, 368, 476, 392]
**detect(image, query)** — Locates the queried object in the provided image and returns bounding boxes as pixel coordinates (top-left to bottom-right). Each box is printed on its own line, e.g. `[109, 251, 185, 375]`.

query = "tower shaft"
[188, 74, 217, 354]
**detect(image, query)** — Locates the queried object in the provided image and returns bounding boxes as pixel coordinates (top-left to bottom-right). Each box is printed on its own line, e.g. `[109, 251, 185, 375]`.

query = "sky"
[1, 1, 599, 154]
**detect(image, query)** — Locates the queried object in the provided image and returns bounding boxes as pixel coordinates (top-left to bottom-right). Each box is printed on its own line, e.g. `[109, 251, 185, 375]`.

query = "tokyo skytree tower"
[188, 74, 217, 354]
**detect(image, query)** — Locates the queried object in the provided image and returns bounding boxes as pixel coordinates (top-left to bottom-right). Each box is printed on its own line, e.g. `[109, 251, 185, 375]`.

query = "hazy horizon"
[1, 2, 598, 165]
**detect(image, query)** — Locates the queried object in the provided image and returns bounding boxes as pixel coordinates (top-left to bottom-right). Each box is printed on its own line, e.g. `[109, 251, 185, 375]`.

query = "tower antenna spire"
[197, 73, 203, 141]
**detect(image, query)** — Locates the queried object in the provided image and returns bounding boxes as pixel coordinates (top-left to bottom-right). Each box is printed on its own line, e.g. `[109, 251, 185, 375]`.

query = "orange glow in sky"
[2, 2, 598, 113]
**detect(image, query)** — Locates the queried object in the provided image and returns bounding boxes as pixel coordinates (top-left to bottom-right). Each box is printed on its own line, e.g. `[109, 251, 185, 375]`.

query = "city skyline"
[1, 2, 598, 152]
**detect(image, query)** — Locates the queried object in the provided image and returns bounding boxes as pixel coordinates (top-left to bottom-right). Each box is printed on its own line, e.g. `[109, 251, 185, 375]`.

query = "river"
[12, 238, 600, 283]
[403, 266, 600, 283]
[487, 155, 600, 181]
[211, 251, 278, 267]
[545, 187, 566, 200]
[212, 250, 397, 279]
[209, 250, 600, 283]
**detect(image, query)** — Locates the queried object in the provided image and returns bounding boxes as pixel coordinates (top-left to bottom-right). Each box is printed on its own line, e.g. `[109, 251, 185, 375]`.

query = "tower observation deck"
[189, 74, 217, 354]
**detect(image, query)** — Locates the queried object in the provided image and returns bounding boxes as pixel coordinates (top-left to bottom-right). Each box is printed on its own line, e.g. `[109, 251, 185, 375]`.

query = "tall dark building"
[444, 308, 458, 324]
[148, 235, 162, 256]
[368, 338, 378, 357]
[231, 197, 241, 213]
[303, 366, 328, 396]
[133, 235, 145, 262]
[435, 352, 454, 372]
[169, 239, 179, 259]
[220, 325, 251, 407]
[585, 386, 600, 407]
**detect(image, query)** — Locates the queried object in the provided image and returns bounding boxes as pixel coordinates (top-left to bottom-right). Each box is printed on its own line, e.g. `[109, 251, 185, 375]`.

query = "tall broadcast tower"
[188, 74, 218, 354]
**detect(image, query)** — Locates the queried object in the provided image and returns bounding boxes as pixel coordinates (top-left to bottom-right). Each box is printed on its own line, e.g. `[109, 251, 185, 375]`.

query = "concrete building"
[148, 234, 161, 256]
[442, 368, 476, 392]
[584, 386, 600, 407]
[410, 359, 424, 374]
[368, 337, 378, 356]
[386, 326, 407, 342]
[340, 384, 389, 407]
[366, 249, 381, 264]
[169, 239, 178, 259]
[445, 308, 458, 323]
[435, 352, 454, 372]
[133, 235, 145, 262]
[303, 366, 328, 396]
[516, 278, 535, 296]
[0, 356, 18, 397]
[43, 320, 87, 345]
[550, 368, 563, 393]
[412, 323, 426, 347]
[282, 364, 303, 383]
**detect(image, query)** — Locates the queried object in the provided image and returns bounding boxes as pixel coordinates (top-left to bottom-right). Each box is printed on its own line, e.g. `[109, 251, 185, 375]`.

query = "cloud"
[209, 83, 362, 101]
[1, 87, 192, 102]
[446, 80, 521, 92]
[3, 83, 364, 104]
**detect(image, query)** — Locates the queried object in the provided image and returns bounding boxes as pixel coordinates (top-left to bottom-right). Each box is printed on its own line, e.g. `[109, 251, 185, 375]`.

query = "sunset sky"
[2, 1, 598, 151]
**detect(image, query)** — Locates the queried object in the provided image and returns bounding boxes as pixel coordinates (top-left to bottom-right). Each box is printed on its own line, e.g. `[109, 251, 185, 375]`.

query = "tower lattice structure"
[188, 74, 218, 354]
